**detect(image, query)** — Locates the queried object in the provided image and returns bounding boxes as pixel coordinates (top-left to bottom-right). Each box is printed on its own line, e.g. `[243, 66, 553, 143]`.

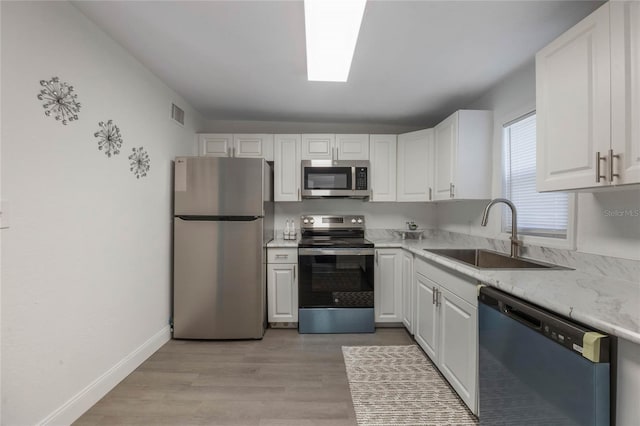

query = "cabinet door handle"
[375, 251, 379, 265]
[429, 187, 432, 201]
[275, 254, 288, 259]
[596, 151, 607, 182]
[436, 289, 441, 307]
[449, 183, 455, 198]
[293, 265, 296, 280]
[608, 149, 620, 182]
[432, 286, 437, 304]
[297, 188, 300, 200]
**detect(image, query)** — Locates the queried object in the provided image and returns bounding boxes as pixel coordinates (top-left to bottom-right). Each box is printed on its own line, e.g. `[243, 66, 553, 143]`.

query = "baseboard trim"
[38, 325, 171, 426]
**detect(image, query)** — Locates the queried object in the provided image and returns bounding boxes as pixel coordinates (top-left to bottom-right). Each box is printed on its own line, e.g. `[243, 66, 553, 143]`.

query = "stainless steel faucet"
[481, 198, 522, 258]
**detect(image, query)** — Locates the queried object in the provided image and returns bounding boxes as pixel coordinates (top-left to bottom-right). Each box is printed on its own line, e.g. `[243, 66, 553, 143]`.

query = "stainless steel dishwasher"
[479, 286, 613, 426]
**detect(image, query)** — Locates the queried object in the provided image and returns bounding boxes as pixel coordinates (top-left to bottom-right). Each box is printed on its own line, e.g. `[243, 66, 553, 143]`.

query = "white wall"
[275, 200, 436, 235]
[436, 60, 640, 261]
[1, 2, 203, 424]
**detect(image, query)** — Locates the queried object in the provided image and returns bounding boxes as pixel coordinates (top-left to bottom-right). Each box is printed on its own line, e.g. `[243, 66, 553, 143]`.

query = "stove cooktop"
[298, 237, 374, 248]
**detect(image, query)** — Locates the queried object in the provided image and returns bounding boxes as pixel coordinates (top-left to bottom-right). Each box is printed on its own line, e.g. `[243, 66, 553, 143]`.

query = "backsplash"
[366, 229, 640, 284]
[274, 200, 436, 233]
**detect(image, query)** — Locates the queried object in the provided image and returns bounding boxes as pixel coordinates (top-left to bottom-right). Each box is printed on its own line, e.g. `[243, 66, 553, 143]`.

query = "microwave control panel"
[355, 167, 368, 190]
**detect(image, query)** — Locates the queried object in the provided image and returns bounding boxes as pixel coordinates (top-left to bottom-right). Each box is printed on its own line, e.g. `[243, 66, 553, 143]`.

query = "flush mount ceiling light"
[304, 0, 367, 82]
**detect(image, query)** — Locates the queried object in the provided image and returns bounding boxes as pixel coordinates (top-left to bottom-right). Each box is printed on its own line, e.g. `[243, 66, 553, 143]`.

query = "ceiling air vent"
[171, 103, 185, 126]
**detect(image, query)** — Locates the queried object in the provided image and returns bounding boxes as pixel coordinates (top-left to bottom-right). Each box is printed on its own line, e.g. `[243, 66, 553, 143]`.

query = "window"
[502, 112, 569, 238]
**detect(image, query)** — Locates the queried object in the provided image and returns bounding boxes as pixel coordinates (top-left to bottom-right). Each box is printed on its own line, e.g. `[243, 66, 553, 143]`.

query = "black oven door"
[298, 248, 374, 308]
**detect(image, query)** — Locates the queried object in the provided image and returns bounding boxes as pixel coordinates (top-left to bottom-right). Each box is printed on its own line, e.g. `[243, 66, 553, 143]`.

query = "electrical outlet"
[0, 200, 9, 229]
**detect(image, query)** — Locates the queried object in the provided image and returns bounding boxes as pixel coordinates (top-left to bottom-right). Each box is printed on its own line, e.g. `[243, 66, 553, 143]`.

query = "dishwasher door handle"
[501, 302, 542, 331]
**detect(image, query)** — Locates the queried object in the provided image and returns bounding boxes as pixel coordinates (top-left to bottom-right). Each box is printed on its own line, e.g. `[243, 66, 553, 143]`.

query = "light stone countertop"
[372, 235, 640, 345]
[266, 231, 640, 344]
[267, 237, 299, 248]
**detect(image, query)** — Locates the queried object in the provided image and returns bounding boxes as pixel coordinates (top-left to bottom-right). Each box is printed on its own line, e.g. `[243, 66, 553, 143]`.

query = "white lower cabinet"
[267, 248, 298, 324]
[439, 287, 477, 410]
[415, 271, 439, 360]
[374, 248, 403, 323]
[414, 257, 478, 414]
[401, 250, 414, 333]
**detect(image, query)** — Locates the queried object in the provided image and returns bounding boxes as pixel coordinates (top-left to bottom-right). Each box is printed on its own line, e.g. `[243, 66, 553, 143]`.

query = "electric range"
[297, 215, 375, 334]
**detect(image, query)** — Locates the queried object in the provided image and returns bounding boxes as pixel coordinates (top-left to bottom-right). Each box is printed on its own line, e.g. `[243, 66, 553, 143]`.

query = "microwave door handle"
[352, 166, 356, 190]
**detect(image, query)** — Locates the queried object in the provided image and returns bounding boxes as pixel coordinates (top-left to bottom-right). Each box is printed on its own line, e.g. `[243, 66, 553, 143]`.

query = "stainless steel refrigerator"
[172, 157, 273, 339]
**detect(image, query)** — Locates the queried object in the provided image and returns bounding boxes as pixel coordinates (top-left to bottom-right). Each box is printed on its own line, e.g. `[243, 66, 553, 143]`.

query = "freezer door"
[173, 217, 265, 339]
[174, 157, 266, 216]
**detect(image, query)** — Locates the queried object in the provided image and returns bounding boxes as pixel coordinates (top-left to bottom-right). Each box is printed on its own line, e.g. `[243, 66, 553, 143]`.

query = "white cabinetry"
[433, 110, 492, 201]
[199, 134, 233, 157]
[401, 250, 414, 333]
[233, 134, 274, 161]
[302, 134, 334, 160]
[274, 135, 301, 202]
[301, 134, 369, 160]
[369, 135, 397, 202]
[438, 286, 477, 410]
[198, 133, 273, 160]
[374, 248, 403, 323]
[414, 257, 478, 414]
[397, 129, 434, 202]
[536, 2, 640, 191]
[415, 271, 438, 360]
[336, 134, 369, 160]
[267, 248, 298, 324]
[611, 1, 640, 186]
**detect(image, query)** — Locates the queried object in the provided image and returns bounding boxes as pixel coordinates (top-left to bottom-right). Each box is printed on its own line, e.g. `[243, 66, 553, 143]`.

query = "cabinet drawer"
[415, 257, 477, 306]
[268, 248, 298, 264]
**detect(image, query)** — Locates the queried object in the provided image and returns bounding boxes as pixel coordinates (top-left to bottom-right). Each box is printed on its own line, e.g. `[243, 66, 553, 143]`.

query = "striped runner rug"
[342, 345, 478, 426]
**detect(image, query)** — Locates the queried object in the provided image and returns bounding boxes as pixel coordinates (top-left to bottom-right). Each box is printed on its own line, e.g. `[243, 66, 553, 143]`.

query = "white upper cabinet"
[199, 133, 233, 157]
[301, 134, 369, 160]
[233, 134, 274, 161]
[397, 129, 434, 202]
[611, 1, 640, 185]
[537, 3, 640, 190]
[536, 4, 611, 191]
[433, 110, 492, 201]
[369, 135, 397, 202]
[198, 133, 273, 160]
[336, 134, 370, 160]
[301, 134, 335, 160]
[274, 135, 302, 202]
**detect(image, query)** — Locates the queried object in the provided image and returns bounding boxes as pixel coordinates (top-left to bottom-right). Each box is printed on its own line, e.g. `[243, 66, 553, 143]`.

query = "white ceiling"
[73, 0, 603, 127]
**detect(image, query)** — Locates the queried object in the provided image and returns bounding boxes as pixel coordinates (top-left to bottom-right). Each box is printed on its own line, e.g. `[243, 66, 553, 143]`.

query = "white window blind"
[502, 113, 569, 238]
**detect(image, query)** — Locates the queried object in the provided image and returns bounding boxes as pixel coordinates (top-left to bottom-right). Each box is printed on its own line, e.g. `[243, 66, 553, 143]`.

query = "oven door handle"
[298, 248, 375, 256]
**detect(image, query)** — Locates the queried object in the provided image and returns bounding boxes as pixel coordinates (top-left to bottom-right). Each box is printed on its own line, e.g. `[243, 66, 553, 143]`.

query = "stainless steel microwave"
[301, 160, 370, 199]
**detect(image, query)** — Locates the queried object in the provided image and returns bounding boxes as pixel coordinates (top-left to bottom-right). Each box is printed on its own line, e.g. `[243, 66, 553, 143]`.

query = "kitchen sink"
[423, 248, 570, 270]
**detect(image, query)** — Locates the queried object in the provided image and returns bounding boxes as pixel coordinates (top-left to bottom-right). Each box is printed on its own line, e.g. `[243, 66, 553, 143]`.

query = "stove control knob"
[303, 218, 309, 224]
[309, 218, 315, 224]
[351, 218, 357, 224]
[357, 218, 363, 224]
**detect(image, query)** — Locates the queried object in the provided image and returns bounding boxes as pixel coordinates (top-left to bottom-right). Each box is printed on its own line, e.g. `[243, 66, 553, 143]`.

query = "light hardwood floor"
[74, 328, 413, 425]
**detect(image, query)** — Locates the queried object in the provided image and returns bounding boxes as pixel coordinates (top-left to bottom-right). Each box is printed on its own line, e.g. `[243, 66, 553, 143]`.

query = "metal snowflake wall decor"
[129, 147, 150, 179]
[94, 120, 123, 157]
[37, 77, 81, 125]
